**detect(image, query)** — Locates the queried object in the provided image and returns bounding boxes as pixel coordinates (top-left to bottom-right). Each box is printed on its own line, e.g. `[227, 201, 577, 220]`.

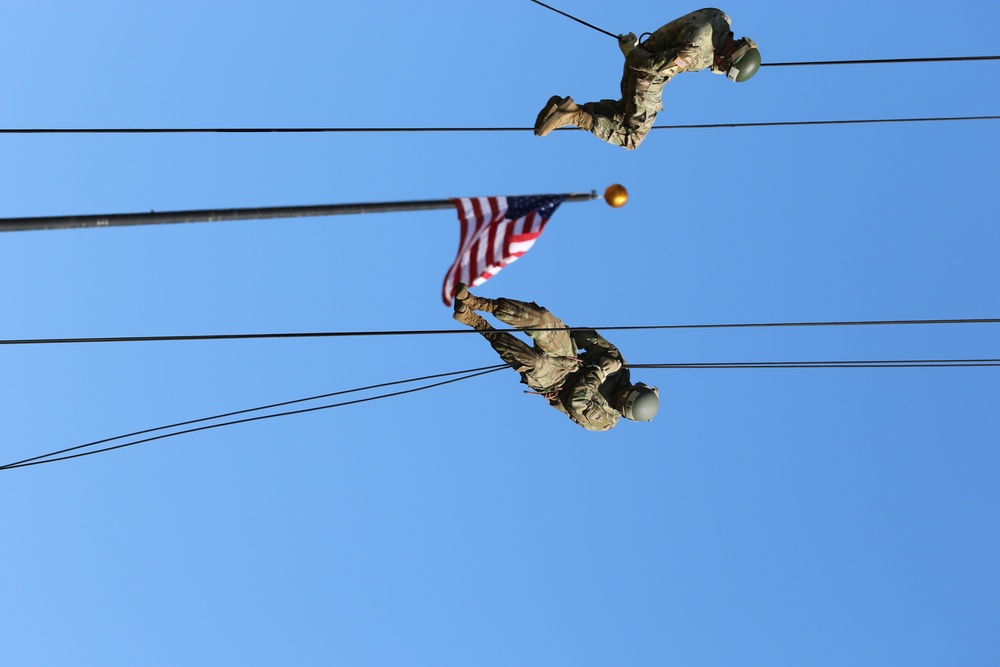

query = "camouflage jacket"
[626, 8, 733, 78]
[547, 329, 630, 432]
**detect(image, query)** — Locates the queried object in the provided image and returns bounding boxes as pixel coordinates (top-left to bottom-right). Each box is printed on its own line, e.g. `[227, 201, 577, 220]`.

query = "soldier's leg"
[491, 298, 576, 359]
[583, 102, 653, 150]
[454, 301, 539, 373]
[584, 66, 660, 150]
[456, 285, 574, 360]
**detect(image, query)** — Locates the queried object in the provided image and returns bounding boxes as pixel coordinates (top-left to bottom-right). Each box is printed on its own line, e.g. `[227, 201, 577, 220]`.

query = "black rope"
[652, 116, 1000, 130]
[1, 116, 996, 135]
[0, 365, 506, 469]
[762, 55, 1000, 67]
[5, 355, 993, 471]
[529, 0, 617, 39]
[528, 0, 1000, 71]
[0, 365, 507, 471]
[2, 317, 997, 347]
[628, 358, 1000, 369]
[530, 0, 1000, 71]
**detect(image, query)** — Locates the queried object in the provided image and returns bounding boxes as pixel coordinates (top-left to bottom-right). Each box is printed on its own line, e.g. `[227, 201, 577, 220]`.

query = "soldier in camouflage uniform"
[534, 8, 761, 150]
[452, 283, 659, 432]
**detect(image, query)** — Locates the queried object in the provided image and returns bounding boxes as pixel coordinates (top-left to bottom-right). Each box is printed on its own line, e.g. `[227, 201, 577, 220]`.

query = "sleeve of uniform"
[566, 367, 620, 432]
[560, 330, 620, 431]
[625, 42, 699, 77]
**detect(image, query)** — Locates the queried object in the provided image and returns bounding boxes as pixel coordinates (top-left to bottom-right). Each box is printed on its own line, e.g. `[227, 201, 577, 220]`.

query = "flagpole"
[0, 189, 611, 233]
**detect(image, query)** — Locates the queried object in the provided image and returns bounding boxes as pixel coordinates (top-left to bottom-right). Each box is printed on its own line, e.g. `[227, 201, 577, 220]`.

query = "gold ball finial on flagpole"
[604, 184, 628, 208]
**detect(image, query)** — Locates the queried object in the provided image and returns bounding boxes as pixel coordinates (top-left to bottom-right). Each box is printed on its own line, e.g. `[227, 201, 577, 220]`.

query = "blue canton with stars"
[505, 195, 567, 220]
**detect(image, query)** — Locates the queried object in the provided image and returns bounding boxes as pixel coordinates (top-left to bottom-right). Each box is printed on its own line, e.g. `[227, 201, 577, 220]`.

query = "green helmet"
[623, 383, 659, 422]
[726, 37, 761, 83]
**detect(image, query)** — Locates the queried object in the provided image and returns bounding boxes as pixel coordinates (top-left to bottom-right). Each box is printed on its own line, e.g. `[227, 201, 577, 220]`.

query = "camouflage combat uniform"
[466, 297, 630, 432]
[585, 8, 734, 150]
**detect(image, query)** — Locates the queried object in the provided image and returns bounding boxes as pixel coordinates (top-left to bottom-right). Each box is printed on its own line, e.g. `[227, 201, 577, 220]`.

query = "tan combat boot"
[454, 282, 497, 313]
[535, 97, 593, 137]
[534, 95, 566, 132]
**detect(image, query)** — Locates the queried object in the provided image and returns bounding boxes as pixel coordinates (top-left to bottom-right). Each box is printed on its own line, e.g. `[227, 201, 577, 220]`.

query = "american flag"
[441, 194, 567, 305]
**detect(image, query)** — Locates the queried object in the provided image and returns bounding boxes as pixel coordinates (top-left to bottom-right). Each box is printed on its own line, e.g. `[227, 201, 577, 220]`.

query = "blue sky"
[1, 1, 998, 665]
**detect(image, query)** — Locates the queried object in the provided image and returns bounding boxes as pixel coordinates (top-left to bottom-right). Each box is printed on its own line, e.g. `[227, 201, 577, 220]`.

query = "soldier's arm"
[626, 43, 699, 77]
[565, 368, 620, 431]
[570, 366, 606, 406]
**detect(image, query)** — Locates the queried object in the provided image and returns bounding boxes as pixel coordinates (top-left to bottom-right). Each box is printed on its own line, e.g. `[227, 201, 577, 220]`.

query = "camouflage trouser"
[477, 298, 581, 391]
[583, 63, 671, 150]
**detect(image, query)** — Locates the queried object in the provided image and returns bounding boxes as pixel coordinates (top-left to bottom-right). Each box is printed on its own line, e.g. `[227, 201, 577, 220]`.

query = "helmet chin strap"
[716, 32, 739, 74]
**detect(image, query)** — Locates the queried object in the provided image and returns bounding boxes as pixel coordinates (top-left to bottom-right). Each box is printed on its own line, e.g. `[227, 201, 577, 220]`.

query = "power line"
[1, 116, 996, 135]
[0, 365, 507, 471]
[3, 317, 997, 347]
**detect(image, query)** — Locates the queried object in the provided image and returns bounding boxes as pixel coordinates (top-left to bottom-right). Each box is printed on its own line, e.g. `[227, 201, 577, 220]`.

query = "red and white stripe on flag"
[441, 195, 565, 305]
